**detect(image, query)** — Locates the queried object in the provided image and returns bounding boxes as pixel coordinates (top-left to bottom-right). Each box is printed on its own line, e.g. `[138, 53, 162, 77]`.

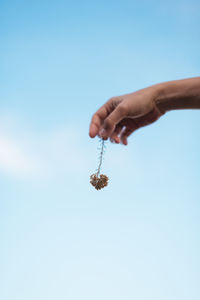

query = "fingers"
[110, 121, 136, 145]
[120, 127, 135, 145]
[89, 97, 120, 138]
[118, 108, 161, 144]
[110, 124, 123, 144]
[89, 105, 109, 138]
[99, 104, 127, 139]
[111, 119, 139, 145]
[89, 115, 102, 138]
[111, 126, 135, 146]
[89, 97, 124, 138]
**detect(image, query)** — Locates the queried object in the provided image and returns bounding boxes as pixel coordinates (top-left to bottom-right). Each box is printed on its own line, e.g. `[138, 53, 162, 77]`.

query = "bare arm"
[89, 77, 200, 145]
[155, 77, 200, 112]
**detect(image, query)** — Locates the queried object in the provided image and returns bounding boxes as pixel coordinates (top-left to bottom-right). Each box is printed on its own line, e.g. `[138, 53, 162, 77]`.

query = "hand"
[89, 85, 164, 145]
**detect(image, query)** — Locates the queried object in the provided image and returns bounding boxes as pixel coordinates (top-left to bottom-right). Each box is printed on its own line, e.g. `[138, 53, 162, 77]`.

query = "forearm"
[154, 77, 200, 113]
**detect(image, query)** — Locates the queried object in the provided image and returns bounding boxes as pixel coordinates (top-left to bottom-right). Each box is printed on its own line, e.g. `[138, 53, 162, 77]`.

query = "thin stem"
[96, 139, 105, 177]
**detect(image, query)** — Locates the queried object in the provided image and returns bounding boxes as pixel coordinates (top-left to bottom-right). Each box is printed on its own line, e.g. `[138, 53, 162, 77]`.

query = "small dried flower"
[90, 139, 109, 190]
[90, 174, 109, 190]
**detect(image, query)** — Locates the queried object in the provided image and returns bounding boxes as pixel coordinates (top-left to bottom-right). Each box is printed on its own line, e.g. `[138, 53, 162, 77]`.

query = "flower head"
[90, 174, 109, 190]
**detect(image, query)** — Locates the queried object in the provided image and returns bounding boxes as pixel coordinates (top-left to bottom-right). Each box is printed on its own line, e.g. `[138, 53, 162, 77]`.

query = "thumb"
[99, 105, 127, 138]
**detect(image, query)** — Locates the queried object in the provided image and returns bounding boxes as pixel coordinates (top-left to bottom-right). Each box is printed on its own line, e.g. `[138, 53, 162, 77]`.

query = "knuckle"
[91, 113, 101, 124]
[108, 96, 118, 102]
[104, 118, 112, 130]
[117, 104, 127, 115]
[91, 115, 98, 125]
[108, 96, 121, 107]
[91, 113, 97, 120]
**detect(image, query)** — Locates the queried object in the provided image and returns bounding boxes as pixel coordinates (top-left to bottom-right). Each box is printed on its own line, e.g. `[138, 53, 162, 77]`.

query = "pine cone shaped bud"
[90, 174, 109, 190]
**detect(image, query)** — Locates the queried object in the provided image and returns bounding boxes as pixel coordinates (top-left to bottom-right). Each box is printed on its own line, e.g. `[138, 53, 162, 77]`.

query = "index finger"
[89, 105, 109, 138]
[89, 97, 114, 138]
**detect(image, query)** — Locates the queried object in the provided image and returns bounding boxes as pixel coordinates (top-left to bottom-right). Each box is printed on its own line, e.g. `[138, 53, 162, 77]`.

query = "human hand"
[89, 85, 164, 145]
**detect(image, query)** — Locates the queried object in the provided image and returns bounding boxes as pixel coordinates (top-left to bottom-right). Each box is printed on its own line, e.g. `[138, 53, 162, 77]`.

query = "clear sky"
[1, 1, 200, 299]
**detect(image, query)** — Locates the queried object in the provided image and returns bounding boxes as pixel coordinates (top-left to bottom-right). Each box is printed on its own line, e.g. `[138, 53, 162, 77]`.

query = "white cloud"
[0, 116, 92, 181]
[0, 136, 39, 178]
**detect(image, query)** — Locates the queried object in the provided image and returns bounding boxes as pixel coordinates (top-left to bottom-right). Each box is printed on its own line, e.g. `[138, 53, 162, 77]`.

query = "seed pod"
[90, 174, 109, 190]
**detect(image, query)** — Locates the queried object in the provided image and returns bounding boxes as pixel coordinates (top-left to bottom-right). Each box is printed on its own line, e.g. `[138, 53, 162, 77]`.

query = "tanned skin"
[89, 77, 200, 145]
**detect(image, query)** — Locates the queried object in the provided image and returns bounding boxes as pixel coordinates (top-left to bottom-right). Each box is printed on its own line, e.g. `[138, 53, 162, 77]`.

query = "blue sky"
[0, 0, 200, 299]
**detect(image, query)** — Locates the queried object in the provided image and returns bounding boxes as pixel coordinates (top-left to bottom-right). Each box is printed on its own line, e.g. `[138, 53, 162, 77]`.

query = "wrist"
[153, 82, 172, 114]
[154, 78, 200, 113]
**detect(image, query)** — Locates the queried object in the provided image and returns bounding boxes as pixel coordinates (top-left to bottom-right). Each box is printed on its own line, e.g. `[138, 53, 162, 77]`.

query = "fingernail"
[115, 137, 120, 144]
[99, 128, 106, 138]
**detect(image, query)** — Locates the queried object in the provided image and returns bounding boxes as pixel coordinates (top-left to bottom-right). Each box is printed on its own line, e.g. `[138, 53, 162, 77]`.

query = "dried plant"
[90, 139, 109, 190]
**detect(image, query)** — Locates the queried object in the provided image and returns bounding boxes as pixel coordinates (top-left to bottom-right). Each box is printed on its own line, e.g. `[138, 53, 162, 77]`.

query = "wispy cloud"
[0, 136, 40, 178]
[0, 115, 91, 181]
